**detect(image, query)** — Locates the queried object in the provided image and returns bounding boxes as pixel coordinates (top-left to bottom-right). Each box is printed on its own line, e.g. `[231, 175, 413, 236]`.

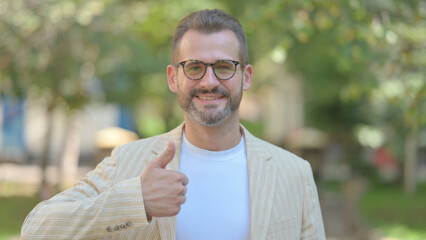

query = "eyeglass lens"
[184, 60, 236, 80]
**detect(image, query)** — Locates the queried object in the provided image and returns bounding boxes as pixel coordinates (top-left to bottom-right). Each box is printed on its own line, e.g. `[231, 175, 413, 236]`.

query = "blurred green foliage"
[0, 195, 40, 239]
[0, 0, 424, 164]
[360, 183, 426, 239]
[1, 1, 424, 236]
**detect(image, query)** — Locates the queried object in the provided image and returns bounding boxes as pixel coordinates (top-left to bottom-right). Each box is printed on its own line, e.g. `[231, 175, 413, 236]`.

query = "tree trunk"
[38, 100, 56, 200]
[404, 132, 418, 195]
[59, 112, 81, 190]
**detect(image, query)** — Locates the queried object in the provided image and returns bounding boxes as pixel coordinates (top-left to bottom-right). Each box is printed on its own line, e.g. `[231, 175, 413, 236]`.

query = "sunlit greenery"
[1, 0, 424, 139]
[360, 183, 426, 239]
[0, 195, 40, 239]
[0, 0, 425, 235]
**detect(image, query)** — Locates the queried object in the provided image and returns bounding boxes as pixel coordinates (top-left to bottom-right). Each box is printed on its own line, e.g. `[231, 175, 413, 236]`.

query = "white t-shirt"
[176, 133, 250, 240]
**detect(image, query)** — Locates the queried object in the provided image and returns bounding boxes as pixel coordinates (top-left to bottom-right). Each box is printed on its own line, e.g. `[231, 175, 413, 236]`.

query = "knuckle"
[176, 185, 186, 194]
[171, 206, 181, 215]
[180, 196, 187, 204]
[174, 173, 183, 182]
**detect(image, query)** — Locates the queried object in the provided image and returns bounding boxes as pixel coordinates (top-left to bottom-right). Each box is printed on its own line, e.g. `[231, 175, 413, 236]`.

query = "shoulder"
[119, 134, 163, 151]
[104, 127, 183, 181]
[252, 137, 314, 190]
[253, 135, 308, 165]
[117, 123, 184, 154]
[244, 129, 311, 176]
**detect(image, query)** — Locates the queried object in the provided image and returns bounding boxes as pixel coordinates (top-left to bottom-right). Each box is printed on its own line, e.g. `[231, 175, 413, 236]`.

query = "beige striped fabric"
[21, 123, 325, 240]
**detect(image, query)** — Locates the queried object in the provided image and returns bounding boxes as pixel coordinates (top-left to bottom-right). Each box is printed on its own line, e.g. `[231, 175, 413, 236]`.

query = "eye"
[185, 62, 204, 74]
[188, 66, 202, 71]
[215, 61, 234, 72]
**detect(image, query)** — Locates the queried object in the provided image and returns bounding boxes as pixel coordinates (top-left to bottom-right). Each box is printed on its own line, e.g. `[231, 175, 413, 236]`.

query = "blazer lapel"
[243, 128, 277, 240]
[151, 124, 184, 240]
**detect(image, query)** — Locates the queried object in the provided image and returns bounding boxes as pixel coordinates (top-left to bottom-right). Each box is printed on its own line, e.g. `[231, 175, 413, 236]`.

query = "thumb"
[151, 140, 176, 169]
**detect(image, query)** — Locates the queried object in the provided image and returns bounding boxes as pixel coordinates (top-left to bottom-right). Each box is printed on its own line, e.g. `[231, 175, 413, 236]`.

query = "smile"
[198, 96, 221, 100]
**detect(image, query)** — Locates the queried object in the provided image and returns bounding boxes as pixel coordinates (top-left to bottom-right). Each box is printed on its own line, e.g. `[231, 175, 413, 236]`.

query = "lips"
[190, 87, 230, 99]
[197, 95, 223, 100]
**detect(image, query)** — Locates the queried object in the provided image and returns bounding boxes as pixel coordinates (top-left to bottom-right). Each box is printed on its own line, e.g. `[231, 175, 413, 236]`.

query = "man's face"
[167, 30, 252, 127]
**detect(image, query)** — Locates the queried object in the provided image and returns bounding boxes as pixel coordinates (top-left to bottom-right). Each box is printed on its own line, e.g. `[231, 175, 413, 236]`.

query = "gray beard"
[178, 84, 242, 127]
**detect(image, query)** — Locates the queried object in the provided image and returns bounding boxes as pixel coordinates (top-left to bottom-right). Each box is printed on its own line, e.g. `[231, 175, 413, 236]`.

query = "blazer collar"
[243, 126, 277, 240]
[153, 123, 276, 240]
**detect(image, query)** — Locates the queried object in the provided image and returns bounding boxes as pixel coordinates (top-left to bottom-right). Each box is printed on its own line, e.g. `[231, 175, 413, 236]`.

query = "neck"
[183, 114, 242, 151]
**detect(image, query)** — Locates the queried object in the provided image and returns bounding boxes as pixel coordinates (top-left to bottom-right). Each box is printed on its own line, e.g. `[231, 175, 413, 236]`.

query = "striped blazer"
[22, 124, 325, 240]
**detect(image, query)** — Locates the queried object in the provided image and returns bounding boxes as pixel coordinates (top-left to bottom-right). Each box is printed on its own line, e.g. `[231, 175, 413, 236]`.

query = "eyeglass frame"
[174, 59, 243, 80]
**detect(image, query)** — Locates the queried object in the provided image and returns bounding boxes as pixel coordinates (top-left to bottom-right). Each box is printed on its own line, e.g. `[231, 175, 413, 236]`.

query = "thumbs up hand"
[141, 141, 189, 218]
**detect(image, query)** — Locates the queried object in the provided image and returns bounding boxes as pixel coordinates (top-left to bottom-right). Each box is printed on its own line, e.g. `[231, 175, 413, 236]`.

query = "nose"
[199, 65, 220, 89]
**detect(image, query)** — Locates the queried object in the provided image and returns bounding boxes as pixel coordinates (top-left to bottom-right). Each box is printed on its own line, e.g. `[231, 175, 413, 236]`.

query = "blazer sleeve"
[21, 146, 150, 239]
[300, 161, 326, 239]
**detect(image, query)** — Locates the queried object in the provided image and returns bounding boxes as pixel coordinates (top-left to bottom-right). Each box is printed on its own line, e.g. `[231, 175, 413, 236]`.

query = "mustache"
[190, 87, 230, 97]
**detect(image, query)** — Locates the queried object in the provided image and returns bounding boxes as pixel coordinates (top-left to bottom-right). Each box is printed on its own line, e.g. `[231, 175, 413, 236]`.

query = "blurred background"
[0, 0, 425, 239]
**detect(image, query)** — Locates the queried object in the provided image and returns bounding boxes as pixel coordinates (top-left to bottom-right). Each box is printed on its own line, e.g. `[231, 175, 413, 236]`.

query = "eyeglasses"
[175, 59, 240, 80]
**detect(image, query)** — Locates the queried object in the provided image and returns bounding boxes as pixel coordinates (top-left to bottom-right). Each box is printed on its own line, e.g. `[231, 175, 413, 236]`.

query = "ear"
[242, 64, 253, 91]
[167, 64, 178, 93]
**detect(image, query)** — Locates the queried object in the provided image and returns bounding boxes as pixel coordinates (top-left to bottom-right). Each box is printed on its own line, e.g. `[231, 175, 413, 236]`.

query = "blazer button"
[106, 226, 113, 232]
[126, 221, 133, 227]
[120, 224, 126, 229]
[114, 225, 120, 231]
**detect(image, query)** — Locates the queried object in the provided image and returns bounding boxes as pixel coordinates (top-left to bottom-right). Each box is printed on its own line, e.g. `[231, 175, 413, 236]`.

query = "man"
[22, 9, 325, 240]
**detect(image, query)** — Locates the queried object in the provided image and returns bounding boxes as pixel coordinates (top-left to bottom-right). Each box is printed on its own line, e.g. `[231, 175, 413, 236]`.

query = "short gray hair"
[172, 9, 248, 65]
